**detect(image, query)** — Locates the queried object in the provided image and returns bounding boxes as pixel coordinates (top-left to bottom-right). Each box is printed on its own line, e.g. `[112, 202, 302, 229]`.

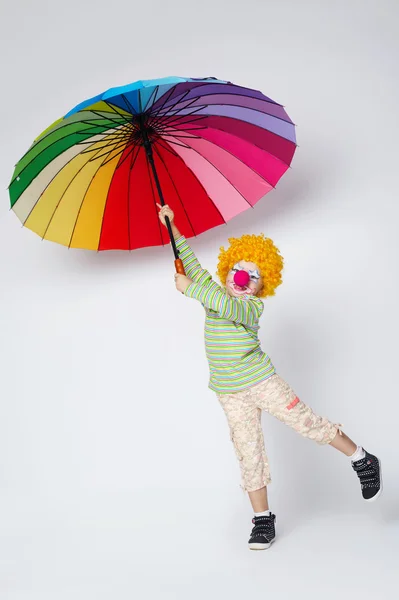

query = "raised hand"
[157, 203, 174, 227]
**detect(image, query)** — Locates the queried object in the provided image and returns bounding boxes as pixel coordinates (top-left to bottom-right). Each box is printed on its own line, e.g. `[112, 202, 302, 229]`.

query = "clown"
[157, 204, 382, 551]
[216, 232, 283, 299]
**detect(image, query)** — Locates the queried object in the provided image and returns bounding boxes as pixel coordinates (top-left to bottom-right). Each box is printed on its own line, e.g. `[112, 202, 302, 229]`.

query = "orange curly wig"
[216, 234, 284, 298]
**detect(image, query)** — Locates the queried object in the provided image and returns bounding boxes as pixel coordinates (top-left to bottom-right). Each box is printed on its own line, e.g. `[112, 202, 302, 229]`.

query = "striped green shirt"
[176, 236, 275, 394]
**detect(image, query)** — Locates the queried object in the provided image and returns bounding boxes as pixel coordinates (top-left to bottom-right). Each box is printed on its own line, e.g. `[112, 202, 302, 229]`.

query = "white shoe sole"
[364, 458, 383, 503]
[248, 538, 275, 551]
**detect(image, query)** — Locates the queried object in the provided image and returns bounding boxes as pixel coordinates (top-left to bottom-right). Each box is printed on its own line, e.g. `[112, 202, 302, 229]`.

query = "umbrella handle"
[175, 259, 186, 275]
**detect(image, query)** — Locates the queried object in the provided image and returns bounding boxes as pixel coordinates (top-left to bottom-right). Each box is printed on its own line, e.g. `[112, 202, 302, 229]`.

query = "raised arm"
[184, 282, 264, 327]
[174, 235, 215, 286]
[157, 203, 217, 286]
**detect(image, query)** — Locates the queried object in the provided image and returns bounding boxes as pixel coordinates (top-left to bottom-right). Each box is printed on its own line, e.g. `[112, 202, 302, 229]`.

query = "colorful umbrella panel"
[9, 76, 297, 250]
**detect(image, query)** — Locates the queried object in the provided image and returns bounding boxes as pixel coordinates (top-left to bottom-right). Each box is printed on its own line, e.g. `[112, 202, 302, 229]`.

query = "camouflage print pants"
[216, 374, 340, 492]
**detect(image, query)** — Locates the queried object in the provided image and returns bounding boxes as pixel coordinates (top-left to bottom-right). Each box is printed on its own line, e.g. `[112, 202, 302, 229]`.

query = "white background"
[0, 0, 398, 598]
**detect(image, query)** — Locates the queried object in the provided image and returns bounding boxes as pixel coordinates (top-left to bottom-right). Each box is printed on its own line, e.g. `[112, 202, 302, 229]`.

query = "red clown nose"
[234, 270, 250, 287]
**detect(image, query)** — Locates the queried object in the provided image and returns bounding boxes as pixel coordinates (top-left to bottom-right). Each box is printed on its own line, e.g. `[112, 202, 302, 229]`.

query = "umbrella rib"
[150, 116, 208, 138]
[163, 134, 255, 212]
[150, 114, 206, 133]
[121, 93, 139, 116]
[146, 87, 186, 119]
[148, 88, 191, 119]
[145, 85, 178, 119]
[29, 108, 126, 146]
[154, 100, 295, 127]
[94, 144, 141, 251]
[152, 113, 208, 126]
[78, 133, 131, 152]
[150, 115, 208, 136]
[88, 109, 131, 128]
[20, 134, 120, 226]
[96, 143, 134, 251]
[77, 128, 128, 145]
[153, 95, 204, 119]
[164, 126, 277, 189]
[152, 88, 190, 115]
[79, 117, 126, 127]
[151, 110, 205, 131]
[142, 85, 159, 113]
[155, 138, 189, 152]
[80, 105, 130, 123]
[68, 150, 114, 248]
[161, 138, 191, 149]
[161, 133, 203, 140]
[115, 141, 140, 171]
[29, 111, 126, 149]
[41, 140, 121, 241]
[174, 115, 296, 167]
[84, 142, 127, 164]
[170, 120, 290, 189]
[150, 105, 206, 128]
[104, 100, 134, 121]
[126, 144, 138, 250]
[151, 83, 283, 115]
[153, 139, 180, 156]
[152, 144, 197, 238]
[78, 129, 131, 151]
[153, 114, 209, 130]
[158, 126, 209, 135]
[152, 81, 222, 110]
[90, 104, 129, 118]
[78, 120, 126, 134]
[12, 122, 123, 188]
[153, 140, 227, 229]
[149, 84, 212, 114]
[138, 89, 143, 113]
[164, 125, 208, 132]
[90, 139, 132, 165]
[80, 135, 124, 162]
[158, 92, 282, 116]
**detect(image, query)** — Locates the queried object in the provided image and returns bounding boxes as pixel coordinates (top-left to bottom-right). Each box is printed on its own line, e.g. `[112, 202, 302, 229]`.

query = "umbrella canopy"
[9, 76, 296, 251]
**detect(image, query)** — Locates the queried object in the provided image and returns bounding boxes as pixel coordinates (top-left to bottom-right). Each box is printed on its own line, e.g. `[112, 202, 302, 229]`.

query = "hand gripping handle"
[174, 259, 186, 275]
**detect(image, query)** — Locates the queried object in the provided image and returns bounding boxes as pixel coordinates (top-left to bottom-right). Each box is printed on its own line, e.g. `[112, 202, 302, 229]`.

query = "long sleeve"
[175, 235, 216, 287]
[185, 281, 264, 327]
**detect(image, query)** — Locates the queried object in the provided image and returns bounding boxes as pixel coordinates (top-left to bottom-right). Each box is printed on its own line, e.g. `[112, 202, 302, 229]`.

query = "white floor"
[1, 483, 397, 600]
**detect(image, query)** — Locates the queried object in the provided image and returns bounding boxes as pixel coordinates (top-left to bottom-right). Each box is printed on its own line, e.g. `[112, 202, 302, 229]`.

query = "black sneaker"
[352, 450, 382, 502]
[248, 514, 276, 550]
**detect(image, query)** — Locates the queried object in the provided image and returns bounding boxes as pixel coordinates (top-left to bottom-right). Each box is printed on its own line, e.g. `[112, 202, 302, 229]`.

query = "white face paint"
[226, 261, 263, 297]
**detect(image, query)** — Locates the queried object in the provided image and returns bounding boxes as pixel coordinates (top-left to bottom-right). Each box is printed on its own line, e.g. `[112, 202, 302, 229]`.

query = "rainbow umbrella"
[9, 76, 296, 273]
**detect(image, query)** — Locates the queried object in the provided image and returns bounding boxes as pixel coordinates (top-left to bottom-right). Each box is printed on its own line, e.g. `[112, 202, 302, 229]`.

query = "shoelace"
[250, 515, 275, 540]
[352, 456, 379, 489]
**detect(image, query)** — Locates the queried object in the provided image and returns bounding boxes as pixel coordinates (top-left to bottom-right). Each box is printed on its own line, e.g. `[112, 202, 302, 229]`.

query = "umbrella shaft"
[140, 126, 179, 261]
